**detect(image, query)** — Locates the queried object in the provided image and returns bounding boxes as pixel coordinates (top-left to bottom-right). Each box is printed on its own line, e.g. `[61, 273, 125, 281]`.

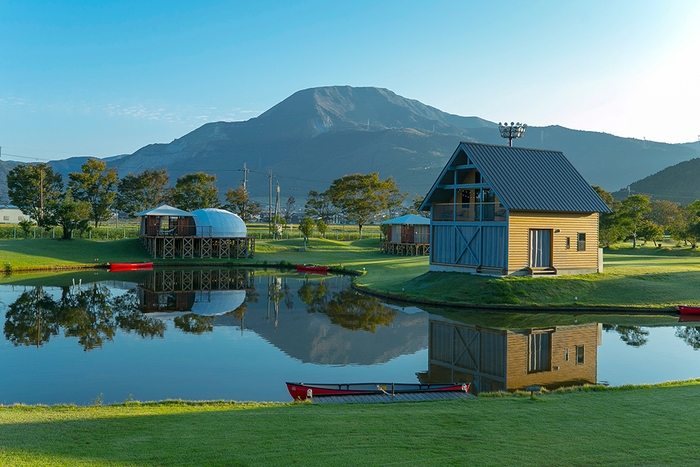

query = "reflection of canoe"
[109, 262, 153, 271]
[678, 305, 700, 315]
[296, 265, 328, 274]
[286, 382, 470, 401]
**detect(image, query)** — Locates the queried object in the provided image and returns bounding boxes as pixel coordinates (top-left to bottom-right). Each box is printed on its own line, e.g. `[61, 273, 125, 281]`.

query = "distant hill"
[612, 157, 700, 204]
[5, 86, 699, 203]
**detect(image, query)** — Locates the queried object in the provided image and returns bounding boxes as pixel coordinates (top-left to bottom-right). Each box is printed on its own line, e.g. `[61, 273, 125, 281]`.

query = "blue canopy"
[381, 214, 430, 225]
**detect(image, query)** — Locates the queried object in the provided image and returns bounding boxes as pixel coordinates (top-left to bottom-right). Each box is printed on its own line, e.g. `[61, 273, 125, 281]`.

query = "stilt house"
[420, 142, 611, 275]
[380, 214, 430, 255]
[136, 205, 254, 259]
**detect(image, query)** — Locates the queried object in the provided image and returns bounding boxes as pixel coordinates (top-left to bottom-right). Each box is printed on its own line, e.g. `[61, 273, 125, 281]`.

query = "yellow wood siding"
[506, 324, 599, 391]
[507, 211, 599, 274]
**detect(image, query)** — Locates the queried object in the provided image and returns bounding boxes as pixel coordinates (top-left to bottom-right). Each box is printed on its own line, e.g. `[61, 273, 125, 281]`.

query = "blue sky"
[1, 0, 699, 162]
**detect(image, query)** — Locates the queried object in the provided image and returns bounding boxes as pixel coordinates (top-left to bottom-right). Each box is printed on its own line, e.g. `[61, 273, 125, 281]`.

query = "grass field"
[3, 237, 700, 309]
[2, 382, 700, 466]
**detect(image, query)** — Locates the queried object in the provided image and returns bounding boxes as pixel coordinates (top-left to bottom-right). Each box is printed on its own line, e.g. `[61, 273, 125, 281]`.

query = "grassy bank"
[3, 237, 700, 309]
[1, 381, 700, 466]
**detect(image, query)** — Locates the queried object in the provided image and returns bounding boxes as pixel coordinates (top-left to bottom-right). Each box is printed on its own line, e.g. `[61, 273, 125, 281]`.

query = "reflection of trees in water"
[299, 282, 396, 332]
[603, 324, 649, 347]
[3, 286, 166, 351]
[675, 327, 700, 350]
[297, 281, 328, 307]
[59, 283, 116, 350]
[3, 287, 59, 347]
[173, 314, 214, 334]
[112, 291, 166, 339]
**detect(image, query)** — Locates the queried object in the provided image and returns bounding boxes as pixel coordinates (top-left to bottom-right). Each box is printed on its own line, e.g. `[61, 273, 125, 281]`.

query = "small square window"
[2, 216, 8, 221]
[577, 233, 586, 252]
[576, 345, 585, 365]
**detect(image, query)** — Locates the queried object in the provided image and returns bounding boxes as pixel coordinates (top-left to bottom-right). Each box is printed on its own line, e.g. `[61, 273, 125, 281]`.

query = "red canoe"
[109, 262, 154, 272]
[286, 382, 471, 401]
[678, 305, 700, 315]
[296, 265, 329, 274]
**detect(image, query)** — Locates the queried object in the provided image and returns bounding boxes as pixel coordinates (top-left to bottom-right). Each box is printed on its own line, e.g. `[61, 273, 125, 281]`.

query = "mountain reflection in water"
[2, 268, 700, 405]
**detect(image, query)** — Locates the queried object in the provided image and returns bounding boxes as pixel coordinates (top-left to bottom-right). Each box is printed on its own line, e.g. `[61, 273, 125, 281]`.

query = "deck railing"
[432, 203, 506, 222]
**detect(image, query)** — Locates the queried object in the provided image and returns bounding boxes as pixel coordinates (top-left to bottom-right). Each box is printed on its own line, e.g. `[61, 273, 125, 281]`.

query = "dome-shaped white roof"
[191, 290, 246, 316]
[191, 208, 247, 238]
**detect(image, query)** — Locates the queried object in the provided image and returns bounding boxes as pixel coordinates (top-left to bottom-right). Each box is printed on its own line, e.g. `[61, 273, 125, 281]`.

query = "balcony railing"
[432, 203, 506, 222]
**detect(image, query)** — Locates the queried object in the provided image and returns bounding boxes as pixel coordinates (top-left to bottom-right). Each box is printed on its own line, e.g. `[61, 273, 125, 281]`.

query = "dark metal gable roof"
[422, 142, 612, 213]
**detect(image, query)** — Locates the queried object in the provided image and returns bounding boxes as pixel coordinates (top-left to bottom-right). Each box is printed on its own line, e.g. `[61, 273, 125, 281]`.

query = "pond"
[1, 268, 699, 405]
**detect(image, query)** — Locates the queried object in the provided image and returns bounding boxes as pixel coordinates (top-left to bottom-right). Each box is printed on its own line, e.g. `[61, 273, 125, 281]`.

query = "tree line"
[6, 160, 409, 240]
[595, 186, 700, 248]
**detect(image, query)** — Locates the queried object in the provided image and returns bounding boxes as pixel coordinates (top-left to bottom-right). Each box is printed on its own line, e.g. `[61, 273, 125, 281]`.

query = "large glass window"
[528, 332, 552, 373]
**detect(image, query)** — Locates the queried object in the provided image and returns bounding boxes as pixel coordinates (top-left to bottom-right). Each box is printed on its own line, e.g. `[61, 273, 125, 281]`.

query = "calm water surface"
[1, 268, 698, 405]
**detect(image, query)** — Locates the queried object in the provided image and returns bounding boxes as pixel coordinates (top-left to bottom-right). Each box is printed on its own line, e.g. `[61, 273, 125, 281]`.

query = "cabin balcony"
[432, 203, 506, 222]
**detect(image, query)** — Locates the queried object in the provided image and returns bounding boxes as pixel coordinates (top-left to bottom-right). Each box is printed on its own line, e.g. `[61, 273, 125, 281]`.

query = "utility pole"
[239, 163, 251, 191]
[275, 182, 281, 220]
[267, 171, 274, 235]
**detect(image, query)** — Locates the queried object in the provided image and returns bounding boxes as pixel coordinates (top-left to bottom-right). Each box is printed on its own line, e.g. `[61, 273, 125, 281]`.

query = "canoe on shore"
[108, 262, 154, 272]
[286, 382, 471, 401]
[678, 305, 700, 315]
[296, 265, 329, 274]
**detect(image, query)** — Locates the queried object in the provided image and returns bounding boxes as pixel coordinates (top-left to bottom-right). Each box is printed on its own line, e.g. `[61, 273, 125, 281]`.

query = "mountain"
[611, 157, 700, 204]
[5, 86, 699, 204]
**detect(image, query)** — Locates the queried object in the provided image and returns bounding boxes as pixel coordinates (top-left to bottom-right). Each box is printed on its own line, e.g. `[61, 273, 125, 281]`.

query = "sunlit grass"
[4, 237, 700, 308]
[2, 382, 700, 466]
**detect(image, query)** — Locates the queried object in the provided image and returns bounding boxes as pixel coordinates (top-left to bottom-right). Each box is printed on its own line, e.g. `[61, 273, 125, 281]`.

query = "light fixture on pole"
[498, 122, 527, 146]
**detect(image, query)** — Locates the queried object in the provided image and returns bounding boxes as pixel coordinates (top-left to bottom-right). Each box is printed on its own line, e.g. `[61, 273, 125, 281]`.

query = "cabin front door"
[529, 229, 552, 268]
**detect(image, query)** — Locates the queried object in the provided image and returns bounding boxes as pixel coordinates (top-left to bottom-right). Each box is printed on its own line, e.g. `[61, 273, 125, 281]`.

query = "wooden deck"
[309, 391, 475, 404]
[379, 241, 430, 256]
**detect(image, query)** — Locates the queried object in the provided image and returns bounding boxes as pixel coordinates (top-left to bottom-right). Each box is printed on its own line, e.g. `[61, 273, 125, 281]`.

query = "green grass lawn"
[3, 238, 700, 309]
[2, 382, 700, 466]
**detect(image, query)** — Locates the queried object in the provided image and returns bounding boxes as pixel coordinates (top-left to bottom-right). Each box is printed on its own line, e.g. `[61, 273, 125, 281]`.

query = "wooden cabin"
[420, 142, 611, 276]
[136, 205, 254, 259]
[419, 316, 601, 393]
[380, 214, 430, 255]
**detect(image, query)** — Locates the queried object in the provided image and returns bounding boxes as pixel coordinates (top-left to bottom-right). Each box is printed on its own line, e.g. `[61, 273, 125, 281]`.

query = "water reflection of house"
[419, 316, 600, 393]
[137, 269, 252, 317]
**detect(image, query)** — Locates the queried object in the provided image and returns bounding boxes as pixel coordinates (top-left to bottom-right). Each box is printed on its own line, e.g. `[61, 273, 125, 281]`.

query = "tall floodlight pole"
[498, 122, 527, 146]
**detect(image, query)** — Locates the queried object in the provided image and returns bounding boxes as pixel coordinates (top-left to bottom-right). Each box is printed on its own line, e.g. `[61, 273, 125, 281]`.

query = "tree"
[408, 194, 429, 217]
[115, 169, 170, 216]
[6, 164, 63, 227]
[649, 200, 680, 231]
[298, 216, 315, 248]
[304, 190, 335, 223]
[283, 196, 296, 223]
[326, 173, 407, 235]
[670, 200, 700, 248]
[316, 219, 327, 238]
[638, 220, 664, 246]
[68, 159, 118, 228]
[592, 186, 624, 247]
[48, 191, 92, 239]
[170, 172, 219, 211]
[617, 195, 651, 248]
[224, 185, 261, 222]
